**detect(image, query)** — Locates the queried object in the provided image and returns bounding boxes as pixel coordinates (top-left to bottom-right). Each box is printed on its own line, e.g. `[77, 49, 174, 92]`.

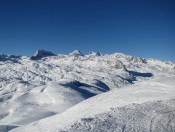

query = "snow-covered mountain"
[0, 50, 174, 132]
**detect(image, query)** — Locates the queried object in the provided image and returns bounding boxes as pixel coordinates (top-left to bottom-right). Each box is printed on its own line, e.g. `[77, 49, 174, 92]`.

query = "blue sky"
[0, 0, 174, 61]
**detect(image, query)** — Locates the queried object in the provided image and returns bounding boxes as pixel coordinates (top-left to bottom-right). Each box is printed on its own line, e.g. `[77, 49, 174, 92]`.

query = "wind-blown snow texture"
[0, 50, 174, 132]
[65, 99, 175, 132]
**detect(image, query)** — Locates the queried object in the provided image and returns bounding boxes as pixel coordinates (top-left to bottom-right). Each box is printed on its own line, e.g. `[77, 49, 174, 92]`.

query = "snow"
[69, 50, 84, 57]
[0, 80, 105, 126]
[10, 76, 175, 132]
[0, 51, 174, 131]
[0, 125, 18, 132]
[66, 99, 175, 132]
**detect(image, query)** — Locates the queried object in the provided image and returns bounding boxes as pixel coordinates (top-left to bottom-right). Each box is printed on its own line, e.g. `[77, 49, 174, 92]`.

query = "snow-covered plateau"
[0, 50, 174, 132]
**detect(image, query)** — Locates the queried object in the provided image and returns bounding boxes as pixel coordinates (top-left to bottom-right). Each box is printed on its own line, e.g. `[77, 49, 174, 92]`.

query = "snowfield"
[10, 76, 175, 132]
[0, 50, 174, 132]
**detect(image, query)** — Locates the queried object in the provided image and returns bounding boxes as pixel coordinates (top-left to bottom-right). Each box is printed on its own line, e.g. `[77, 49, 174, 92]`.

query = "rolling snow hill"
[11, 76, 175, 132]
[0, 50, 174, 132]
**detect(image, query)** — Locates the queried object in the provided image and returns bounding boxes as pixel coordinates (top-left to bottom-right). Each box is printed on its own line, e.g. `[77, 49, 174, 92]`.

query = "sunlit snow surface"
[0, 51, 175, 131]
[11, 76, 175, 132]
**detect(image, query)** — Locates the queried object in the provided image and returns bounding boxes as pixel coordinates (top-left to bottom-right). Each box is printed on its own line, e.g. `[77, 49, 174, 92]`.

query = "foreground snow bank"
[11, 76, 175, 132]
[66, 99, 175, 132]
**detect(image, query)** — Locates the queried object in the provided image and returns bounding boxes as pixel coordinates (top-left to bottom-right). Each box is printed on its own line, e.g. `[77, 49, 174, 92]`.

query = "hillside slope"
[11, 76, 175, 132]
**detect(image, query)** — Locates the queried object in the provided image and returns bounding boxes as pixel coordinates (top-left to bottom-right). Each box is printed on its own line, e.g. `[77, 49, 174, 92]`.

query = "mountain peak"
[30, 50, 56, 60]
[69, 50, 84, 57]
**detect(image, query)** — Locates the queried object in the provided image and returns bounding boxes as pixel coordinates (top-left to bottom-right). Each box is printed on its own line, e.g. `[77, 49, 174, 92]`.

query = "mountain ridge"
[0, 50, 174, 63]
